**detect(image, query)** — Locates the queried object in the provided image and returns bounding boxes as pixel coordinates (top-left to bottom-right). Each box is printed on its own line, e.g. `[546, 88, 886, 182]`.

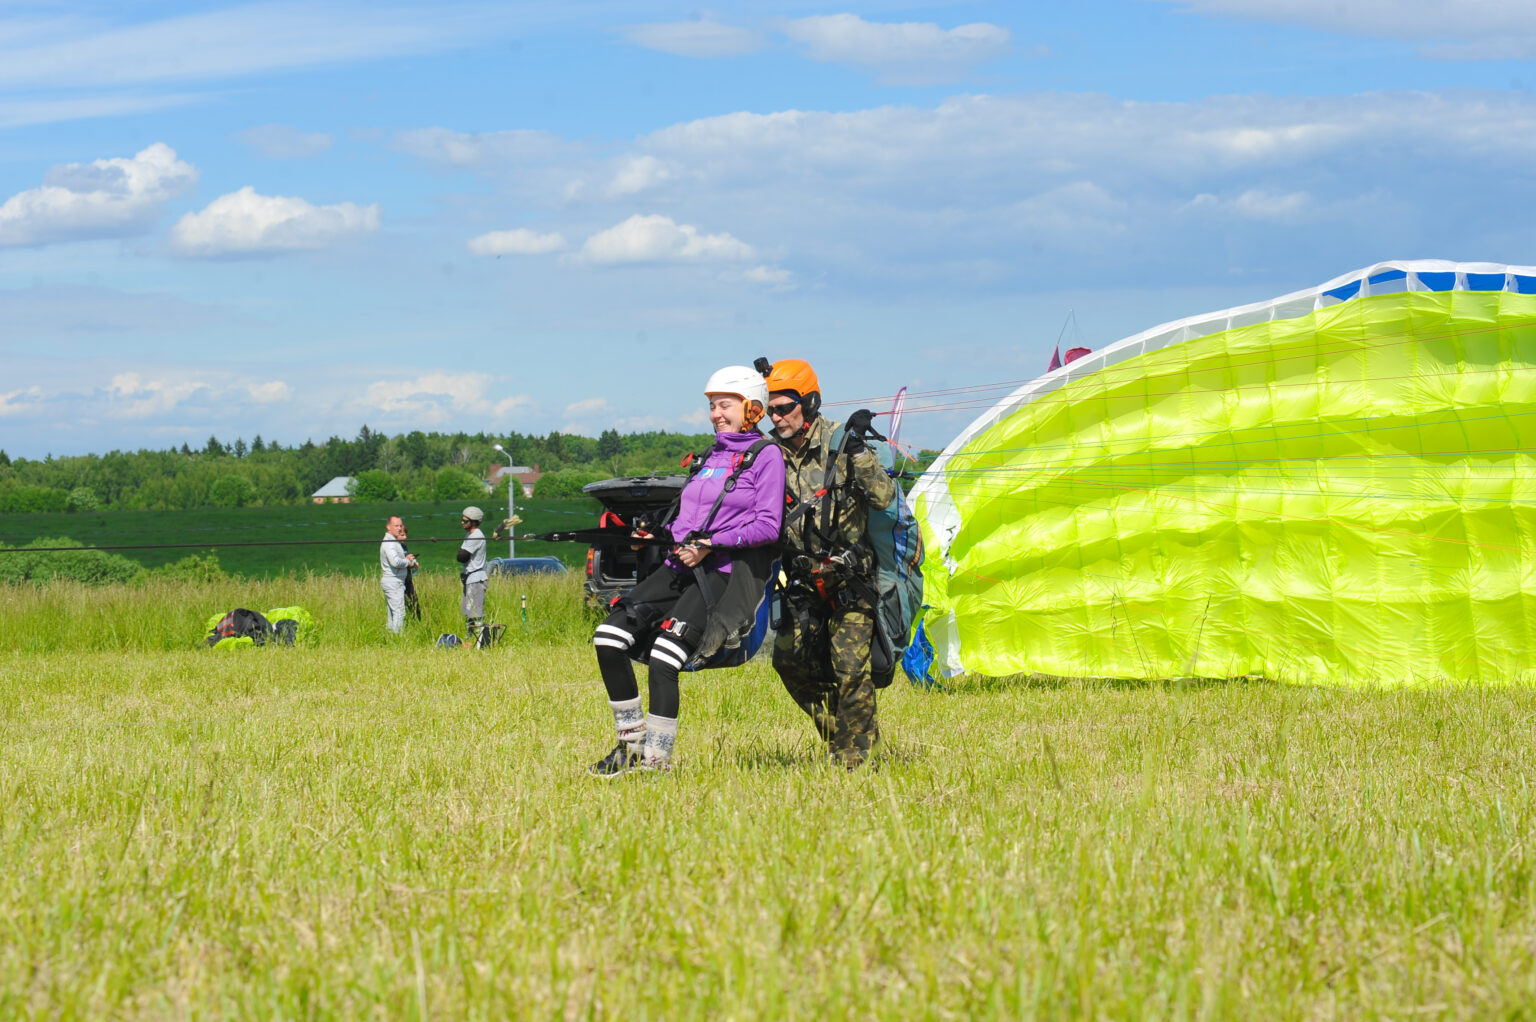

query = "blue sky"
[3, 0, 1536, 459]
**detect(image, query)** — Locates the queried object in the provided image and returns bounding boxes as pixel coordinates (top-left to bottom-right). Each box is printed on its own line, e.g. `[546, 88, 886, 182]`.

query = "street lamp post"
[492, 443, 515, 559]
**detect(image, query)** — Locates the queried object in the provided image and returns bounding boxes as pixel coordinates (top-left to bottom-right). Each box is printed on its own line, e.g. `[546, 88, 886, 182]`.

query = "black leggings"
[592, 565, 725, 719]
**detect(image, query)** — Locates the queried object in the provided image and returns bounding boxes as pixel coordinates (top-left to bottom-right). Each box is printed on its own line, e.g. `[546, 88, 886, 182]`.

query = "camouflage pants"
[773, 594, 879, 766]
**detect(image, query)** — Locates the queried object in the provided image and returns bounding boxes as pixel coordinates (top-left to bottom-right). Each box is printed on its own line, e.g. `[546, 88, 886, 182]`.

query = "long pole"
[494, 445, 516, 559]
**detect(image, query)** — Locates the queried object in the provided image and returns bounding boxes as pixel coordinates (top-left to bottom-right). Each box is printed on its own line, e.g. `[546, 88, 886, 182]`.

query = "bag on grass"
[205, 608, 272, 649]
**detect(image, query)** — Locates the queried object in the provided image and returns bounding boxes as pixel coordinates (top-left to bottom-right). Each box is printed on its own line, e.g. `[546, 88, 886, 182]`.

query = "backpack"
[842, 429, 924, 683]
[205, 608, 272, 649]
[795, 427, 925, 686]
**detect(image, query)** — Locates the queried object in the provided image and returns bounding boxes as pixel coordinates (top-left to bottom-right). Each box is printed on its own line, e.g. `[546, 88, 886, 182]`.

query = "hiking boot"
[588, 742, 640, 779]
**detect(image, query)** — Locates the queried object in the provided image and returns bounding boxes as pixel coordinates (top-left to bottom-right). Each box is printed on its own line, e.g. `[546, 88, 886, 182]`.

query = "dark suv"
[580, 474, 687, 609]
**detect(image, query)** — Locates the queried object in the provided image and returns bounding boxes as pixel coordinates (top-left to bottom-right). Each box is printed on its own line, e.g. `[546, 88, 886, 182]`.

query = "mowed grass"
[2, 578, 1536, 1018]
[0, 497, 600, 577]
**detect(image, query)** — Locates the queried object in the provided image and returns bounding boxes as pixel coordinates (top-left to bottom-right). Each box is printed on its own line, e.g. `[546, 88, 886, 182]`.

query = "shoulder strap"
[652, 450, 707, 531]
[688, 438, 771, 540]
[816, 426, 856, 547]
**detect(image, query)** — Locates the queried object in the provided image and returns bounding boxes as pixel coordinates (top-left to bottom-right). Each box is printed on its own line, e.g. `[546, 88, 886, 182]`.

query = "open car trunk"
[580, 474, 688, 607]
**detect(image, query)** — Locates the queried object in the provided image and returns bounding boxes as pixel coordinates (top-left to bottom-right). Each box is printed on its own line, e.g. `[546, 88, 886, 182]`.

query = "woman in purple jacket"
[589, 365, 785, 777]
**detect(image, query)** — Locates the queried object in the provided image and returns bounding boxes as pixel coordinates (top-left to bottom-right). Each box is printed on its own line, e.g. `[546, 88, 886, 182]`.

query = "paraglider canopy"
[910, 260, 1536, 685]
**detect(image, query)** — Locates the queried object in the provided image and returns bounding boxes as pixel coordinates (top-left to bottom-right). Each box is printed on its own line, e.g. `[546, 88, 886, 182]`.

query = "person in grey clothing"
[457, 506, 489, 645]
[380, 514, 418, 634]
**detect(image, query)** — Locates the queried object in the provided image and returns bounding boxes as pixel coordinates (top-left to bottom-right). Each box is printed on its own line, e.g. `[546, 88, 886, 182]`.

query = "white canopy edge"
[911, 259, 1536, 573]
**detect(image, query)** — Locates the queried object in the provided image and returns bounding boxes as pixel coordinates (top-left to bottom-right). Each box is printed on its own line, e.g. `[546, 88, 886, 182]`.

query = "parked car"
[580, 473, 687, 608]
[487, 556, 568, 577]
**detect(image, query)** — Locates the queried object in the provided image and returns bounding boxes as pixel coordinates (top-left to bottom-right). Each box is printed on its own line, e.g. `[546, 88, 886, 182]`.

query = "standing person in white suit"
[380, 514, 418, 634]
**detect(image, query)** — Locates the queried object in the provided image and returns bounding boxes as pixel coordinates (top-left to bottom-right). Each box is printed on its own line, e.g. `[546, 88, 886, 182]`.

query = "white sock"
[643, 713, 678, 765]
[610, 697, 645, 750]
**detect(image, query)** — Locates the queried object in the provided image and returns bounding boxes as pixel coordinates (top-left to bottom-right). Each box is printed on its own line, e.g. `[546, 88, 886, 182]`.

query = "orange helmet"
[762, 358, 821, 420]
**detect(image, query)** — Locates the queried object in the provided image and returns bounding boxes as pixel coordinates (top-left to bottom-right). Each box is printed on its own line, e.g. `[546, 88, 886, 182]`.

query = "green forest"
[0, 427, 714, 513]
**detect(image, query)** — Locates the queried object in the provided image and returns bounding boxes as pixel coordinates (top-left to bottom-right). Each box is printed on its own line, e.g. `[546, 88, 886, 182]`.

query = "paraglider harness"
[778, 415, 925, 685]
[781, 421, 880, 604]
[522, 439, 780, 670]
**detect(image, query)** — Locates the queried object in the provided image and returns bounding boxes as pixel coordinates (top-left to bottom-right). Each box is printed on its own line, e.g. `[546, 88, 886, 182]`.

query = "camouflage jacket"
[773, 415, 896, 560]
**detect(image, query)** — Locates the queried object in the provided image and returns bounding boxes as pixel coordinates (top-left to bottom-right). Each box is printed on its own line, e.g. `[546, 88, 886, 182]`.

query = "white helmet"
[704, 365, 769, 410]
[461, 506, 484, 522]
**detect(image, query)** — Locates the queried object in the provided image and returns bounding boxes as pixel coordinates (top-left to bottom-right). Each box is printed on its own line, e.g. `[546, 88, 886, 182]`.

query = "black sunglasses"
[767, 400, 800, 417]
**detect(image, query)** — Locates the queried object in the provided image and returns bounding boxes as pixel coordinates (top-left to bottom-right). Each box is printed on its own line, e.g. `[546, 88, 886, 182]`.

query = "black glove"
[842, 431, 867, 456]
[456, 547, 471, 565]
[844, 408, 885, 441]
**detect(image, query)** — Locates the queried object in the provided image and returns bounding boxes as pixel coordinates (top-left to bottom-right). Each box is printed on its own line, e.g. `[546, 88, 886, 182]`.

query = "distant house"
[312, 476, 355, 503]
[487, 464, 543, 498]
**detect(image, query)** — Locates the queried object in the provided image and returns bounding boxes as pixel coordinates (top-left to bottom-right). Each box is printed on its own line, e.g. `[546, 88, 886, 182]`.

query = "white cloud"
[0, 372, 307, 429]
[1231, 188, 1312, 221]
[606, 155, 674, 197]
[106, 372, 214, 418]
[237, 124, 332, 159]
[467, 228, 568, 256]
[724, 264, 795, 288]
[389, 89, 1536, 299]
[170, 186, 380, 256]
[493, 395, 531, 417]
[580, 214, 755, 265]
[1154, 0, 1536, 59]
[0, 387, 43, 418]
[624, 17, 763, 58]
[356, 372, 529, 426]
[0, 92, 202, 130]
[0, 2, 519, 89]
[0, 143, 197, 247]
[364, 372, 490, 413]
[247, 381, 293, 403]
[391, 127, 578, 168]
[564, 396, 610, 417]
[781, 13, 1010, 82]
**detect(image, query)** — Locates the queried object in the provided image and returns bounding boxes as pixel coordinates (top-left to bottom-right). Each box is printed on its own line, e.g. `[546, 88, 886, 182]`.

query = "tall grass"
[3, 581, 1536, 1016]
[0, 573, 592, 652]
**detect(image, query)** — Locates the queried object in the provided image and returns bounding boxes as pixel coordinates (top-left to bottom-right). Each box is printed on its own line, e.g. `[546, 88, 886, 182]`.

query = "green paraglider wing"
[911, 261, 1536, 684]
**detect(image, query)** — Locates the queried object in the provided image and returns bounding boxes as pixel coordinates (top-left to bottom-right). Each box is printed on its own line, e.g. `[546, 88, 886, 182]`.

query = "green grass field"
[3, 576, 1536, 1018]
[0, 498, 601, 578]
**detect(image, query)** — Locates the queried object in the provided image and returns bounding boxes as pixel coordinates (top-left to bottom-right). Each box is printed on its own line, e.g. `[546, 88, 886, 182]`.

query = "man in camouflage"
[762, 358, 896, 769]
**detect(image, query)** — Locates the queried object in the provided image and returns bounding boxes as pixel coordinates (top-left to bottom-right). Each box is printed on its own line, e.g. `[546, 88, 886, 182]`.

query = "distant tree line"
[0, 427, 714, 513]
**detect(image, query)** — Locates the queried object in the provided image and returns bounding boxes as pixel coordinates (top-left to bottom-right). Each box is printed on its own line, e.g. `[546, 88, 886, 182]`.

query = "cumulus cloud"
[247, 380, 293, 403]
[392, 89, 1536, 298]
[0, 387, 43, 418]
[467, 228, 567, 256]
[564, 396, 610, 417]
[356, 372, 530, 426]
[720, 264, 795, 289]
[781, 13, 1010, 82]
[1153, 0, 1536, 59]
[0, 372, 298, 430]
[0, 143, 196, 247]
[106, 372, 215, 419]
[391, 127, 578, 168]
[169, 186, 380, 256]
[1231, 188, 1313, 221]
[624, 16, 762, 57]
[580, 214, 755, 265]
[237, 124, 332, 159]
[606, 155, 674, 197]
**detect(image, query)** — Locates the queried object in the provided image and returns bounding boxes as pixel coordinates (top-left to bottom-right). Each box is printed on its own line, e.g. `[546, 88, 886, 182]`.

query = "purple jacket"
[665, 430, 785, 573]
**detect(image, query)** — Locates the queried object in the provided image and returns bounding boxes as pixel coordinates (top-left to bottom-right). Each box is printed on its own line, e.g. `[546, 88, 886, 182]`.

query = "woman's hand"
[674, 539, 711, 567]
